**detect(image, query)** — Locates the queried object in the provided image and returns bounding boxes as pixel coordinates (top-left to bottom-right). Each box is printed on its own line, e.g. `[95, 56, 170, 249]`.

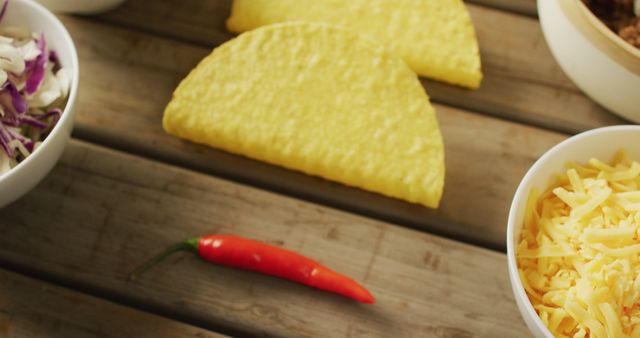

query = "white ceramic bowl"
[35, 0, 127, 14]
[0, 0, 79, 208]
[538, 0, 640, 123]
[507, 125, 640, 337]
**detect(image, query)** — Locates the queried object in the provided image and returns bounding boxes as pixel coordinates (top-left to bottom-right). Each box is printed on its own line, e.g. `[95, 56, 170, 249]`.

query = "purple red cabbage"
[0, 122, 11, 155]
[25, 33, 47, 95]
[37, 107, 61, 119]
[7, 127, 32, 151]
[16, 114, 47, 129]
[4, 81, 26, 113]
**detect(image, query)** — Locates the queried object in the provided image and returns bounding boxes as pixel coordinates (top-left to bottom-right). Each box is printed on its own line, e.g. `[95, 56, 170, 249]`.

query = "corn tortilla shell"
[227, 0, 482, 88]
[163, 22, 445, 208]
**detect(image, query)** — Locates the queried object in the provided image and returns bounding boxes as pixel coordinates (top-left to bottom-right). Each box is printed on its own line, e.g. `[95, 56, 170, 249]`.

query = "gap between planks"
[0, 260, 252, 338]
[0, 267, 232, 338]
[57, 13, 576, 251]
[71, 125, 504, 253]
[0, 139, 529, 337]
[91, 0, 624, 134]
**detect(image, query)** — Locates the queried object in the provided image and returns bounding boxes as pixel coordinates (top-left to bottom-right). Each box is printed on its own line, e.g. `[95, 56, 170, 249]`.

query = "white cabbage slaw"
[0, 0, 71, 175]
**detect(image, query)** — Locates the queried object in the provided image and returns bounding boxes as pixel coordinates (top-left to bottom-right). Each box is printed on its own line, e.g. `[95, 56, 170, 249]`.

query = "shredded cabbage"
[0, 0, 70, 175]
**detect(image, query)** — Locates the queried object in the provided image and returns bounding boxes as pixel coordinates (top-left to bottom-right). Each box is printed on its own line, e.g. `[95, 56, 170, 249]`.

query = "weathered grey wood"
[95, 0, 624, 133]
[0, 140, 529, 338]
[0, 268, 227, 338]
[58, 15, 573, 249]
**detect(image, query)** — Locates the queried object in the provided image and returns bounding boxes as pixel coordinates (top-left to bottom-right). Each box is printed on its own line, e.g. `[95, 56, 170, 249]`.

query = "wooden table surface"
[0, 0, 628, 337]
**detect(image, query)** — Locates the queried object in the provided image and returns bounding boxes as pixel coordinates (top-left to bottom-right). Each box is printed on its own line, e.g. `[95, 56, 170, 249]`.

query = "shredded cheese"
[518, 150, 640, 338]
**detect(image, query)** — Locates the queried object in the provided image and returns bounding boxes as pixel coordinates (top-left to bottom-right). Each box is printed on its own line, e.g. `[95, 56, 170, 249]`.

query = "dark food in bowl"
[583, 0, 640, 48]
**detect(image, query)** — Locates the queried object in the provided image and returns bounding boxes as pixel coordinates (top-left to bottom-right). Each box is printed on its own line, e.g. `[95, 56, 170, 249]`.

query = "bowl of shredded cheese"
[507, 125, 640, 338]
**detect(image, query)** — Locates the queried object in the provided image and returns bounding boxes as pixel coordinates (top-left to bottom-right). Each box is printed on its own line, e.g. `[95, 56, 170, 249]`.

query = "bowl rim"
[559, 0, 640, 76]
[507, 125, 640, 337]
[0, 0, 79, 181]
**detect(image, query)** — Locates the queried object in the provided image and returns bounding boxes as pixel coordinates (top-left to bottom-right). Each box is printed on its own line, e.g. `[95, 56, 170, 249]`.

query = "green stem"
[128, 238, 199, 281]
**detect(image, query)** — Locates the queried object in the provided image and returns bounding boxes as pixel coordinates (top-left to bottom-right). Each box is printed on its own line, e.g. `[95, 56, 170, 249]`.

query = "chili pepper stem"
[128, 238, 199, 281]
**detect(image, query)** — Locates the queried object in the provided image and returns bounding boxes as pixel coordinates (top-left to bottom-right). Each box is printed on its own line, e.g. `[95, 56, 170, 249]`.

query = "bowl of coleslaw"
[0, 0, 78, 208]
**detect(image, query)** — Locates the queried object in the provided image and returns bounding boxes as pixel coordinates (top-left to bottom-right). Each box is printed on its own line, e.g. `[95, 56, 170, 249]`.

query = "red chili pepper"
[129, 234, 375, 304]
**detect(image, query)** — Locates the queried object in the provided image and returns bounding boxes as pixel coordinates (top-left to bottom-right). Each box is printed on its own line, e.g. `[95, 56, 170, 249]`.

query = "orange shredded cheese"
[517, 150, 640, 338]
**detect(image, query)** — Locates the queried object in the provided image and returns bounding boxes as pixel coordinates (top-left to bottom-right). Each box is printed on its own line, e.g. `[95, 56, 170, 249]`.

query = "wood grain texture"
[0, 268, 226, 338]
[59, 15, 572, 249]
[95, 0, 625, 133]
[467, 0, 536, 16]
[0, 140, 529, 338]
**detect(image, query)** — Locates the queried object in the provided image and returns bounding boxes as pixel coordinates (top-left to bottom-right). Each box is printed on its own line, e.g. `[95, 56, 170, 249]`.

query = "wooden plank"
[429, 4, 624, 132]
[0, 268, 227, 338]
[0, 140, 529, 337]
[467, 0, 537, 17]
[95, 0, 625, 133]
[59, 15, 572, 249]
